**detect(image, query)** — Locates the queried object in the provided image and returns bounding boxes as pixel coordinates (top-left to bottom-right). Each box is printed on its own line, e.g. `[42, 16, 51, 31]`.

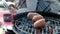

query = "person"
[15, 0, 37, 14]
[15, 0, 50, 14]
[48, 0, 60, 14]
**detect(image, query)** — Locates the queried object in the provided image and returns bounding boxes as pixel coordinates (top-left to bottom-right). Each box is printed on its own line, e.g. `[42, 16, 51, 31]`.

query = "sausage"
[32, 15, 44, 21]
[34, 19, 45, 28]
[27, 12, 39, 19]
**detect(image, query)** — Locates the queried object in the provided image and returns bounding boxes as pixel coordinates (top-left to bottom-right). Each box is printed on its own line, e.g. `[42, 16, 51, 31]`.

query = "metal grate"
[13, 15, 60, 34]
[45, 16, 60, 34]
[14, 17, 35, 34]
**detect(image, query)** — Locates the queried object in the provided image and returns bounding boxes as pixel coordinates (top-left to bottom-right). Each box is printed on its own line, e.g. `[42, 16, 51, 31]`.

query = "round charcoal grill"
[13, 11, 60, 34]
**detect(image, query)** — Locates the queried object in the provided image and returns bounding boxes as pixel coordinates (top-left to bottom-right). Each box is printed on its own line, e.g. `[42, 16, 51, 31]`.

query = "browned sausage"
[34, 19, 45, 28]
[32, 15, 44, 21]
[27, 12, 39, 19]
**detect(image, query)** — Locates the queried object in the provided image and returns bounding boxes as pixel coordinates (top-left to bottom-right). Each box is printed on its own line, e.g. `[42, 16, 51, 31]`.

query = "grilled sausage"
[34, 19, 45, 28]
[27, 12, 39, 19]
[32, 15, 43, 21]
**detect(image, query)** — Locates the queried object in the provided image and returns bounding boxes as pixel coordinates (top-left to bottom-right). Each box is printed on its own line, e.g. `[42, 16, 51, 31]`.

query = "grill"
[13, 11, 60, 34]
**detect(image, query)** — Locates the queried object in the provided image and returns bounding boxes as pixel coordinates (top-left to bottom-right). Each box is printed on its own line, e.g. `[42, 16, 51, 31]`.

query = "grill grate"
[14, 17, 35, 34]
[13, 16, 60, 34]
